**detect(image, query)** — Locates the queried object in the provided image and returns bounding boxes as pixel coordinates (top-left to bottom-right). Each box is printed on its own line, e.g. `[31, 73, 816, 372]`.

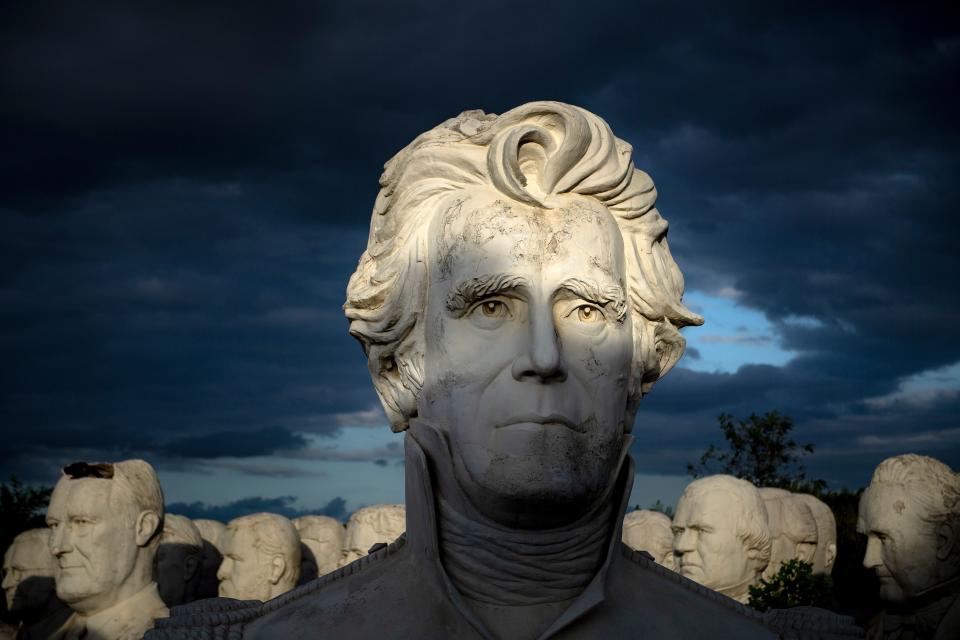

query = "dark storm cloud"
[167, 495, 348, 522]
[1, 1, 958, 490]
[159, 426, 308, 459]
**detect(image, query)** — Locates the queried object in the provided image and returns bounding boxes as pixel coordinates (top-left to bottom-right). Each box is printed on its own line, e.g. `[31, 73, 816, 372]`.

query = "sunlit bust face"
[673, 489, 756, 596]
[217, 526, 271, 601]
[419, 192, 632, 526]
[46, 477, 141, 614]
[859, 483, 941, 603]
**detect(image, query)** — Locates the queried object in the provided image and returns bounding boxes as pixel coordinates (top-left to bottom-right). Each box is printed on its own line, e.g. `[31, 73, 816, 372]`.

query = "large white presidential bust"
[858, 453, 960, 638]
[758, 487, 818, 580]
[673, 475, 771, 604]
[47, 459, 169, 640]
[150, 101, 861, 640]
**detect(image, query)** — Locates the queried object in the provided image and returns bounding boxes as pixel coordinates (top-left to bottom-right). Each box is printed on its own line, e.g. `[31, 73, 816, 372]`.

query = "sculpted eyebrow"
[557, 277, 627, 323]
[446, 274, 530, 314]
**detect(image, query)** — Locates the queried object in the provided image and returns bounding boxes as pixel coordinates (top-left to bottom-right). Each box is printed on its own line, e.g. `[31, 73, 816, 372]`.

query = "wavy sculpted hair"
[345, 101, 702, 432]
[870, 454, 960, 528]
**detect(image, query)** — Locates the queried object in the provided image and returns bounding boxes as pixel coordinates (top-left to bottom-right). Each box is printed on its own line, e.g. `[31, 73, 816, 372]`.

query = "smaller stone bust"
[46, 459, 169, 640]
[858, 453, 960, 638]
[293, 516, 345, 578]
[759, 488, 818, 580]
[192, 519, 226, 599]
[156, 514, 203, 607]
[622, 509, 675, 570]
[795, 493, 837, 576]
[2, 528, 71, 639]
[340, 505, 405, 566]
[218, 513, 300, 601]
[672, 475, 771, 603]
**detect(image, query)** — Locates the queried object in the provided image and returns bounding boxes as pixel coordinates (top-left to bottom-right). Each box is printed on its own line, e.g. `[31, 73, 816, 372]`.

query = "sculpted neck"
[406, 419, 630, 607]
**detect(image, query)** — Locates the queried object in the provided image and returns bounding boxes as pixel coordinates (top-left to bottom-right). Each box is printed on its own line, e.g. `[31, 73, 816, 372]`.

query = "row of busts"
[621, 479, 836, 603]
[621, 452, 960, 640]
[1, 457, 406, 640]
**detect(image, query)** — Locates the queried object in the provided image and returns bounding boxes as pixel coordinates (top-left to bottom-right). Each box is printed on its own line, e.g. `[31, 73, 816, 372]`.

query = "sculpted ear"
[935, 522, 957, 562]
[368, 345, 421, 433]
[825, 542, 838, 571]
[639, 320, 688, 396]
[135, 511, 162, 547]
[268, 555, 286, 585]
[184, 553, 200, 582]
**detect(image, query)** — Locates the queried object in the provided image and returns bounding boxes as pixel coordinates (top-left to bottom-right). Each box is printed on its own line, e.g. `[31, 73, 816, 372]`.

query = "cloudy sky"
[2, 1, 957, 520]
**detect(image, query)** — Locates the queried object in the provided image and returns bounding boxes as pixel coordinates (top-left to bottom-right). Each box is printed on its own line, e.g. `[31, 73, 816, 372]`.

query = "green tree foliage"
[687, 411, 825, 494]
[647, 499, 675, 518]
[1, 476, 53, 556]
[748, 559, 833, 612]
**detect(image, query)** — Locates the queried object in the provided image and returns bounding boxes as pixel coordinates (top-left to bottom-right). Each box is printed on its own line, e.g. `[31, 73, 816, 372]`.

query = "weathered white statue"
[795, 493, 838, 576]
[758, 487, 818, 579]
[340, 505, 405, 566]
[673, 475, 771, 604]
[217, 513, 300, 601]
[859, 454, 960, 639]
[2, 528, 71, 639]
[622, 509, 675, 570]
[293, 516, 345, 578]
[156, 515, 203, 607]
[192, 519, 226, 599]
[47, 460, 168, 639]
[151, 101, 861, 639]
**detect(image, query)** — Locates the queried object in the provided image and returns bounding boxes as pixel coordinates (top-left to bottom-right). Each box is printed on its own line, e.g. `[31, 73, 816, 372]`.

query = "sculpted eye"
[475, 300, 509, 318]
[575, 304, 603, 323]
[466, 299, 513, 329]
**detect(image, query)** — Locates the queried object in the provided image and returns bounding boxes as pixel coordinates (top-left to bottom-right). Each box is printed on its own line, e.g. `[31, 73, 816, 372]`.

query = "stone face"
[46, 459, 168, 639]
[148, 101, 859, 639]
[340, 505, 405, 566]
[192, 518, 226, 599]
[156, 514, 203, 607]
[293, 515, 344, 577]
[2, 528, 72, 637]
[218, 513, 300, 601]
[858, 454, 960, 638]
[623, 509, 675, 570]
[759, 488, 818, 580]
[672, 475, 771, 604]
[796, 493, 837, 576]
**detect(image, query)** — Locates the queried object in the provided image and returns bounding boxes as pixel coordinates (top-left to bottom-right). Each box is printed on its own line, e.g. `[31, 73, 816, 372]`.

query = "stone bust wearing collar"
[150, 101, 862, 639]
[859, 454, 960, 639]
[47, 459, 169, 640]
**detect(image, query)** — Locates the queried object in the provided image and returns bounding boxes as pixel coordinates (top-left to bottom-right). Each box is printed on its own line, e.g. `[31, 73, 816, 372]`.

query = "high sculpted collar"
[405, 419, 633, 607]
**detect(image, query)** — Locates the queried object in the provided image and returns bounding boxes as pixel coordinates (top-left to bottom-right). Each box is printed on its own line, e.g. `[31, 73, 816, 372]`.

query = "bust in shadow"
[2, 528, 71, 639]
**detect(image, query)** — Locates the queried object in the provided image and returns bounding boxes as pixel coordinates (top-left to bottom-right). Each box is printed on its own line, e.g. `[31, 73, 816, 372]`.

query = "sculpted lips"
[495, 413, 584, 433]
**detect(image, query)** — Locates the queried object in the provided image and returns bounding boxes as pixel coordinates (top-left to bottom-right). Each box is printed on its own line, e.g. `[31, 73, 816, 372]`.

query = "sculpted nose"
[863, 537, 883, 570]
[511, 308, 566, 383]
[216, 558, 230, 582]
[49, 527, 70, 556]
